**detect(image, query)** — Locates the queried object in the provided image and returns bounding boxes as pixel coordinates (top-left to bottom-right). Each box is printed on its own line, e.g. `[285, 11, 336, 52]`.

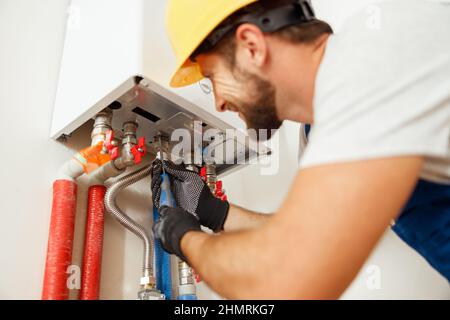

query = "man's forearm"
[180, 226, 281, 299]
[223, 204, 271, 232]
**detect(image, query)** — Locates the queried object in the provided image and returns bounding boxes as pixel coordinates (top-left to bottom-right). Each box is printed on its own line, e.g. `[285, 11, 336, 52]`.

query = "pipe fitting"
[122, 121, 138, 139]
[88, 161, 126, 186]
[57, 158, 85, 181]
[154, 134, 170, 161]
[113, 122, 139, 169]
[178, 284, 196, 296]
[140, 275, 156, 287]
[178, 260, 194, 285]
[205, 164, 217, 193]
[138, 288, 165, 300]
[178, 259, 196, 297]
[140, 267, 156, 287]
[91, 108, 113, 146]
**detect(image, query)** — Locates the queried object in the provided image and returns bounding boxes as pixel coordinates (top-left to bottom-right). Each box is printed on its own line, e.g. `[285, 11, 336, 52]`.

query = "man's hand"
[153, 206, 202, 261]
[151, 159, 230, 232]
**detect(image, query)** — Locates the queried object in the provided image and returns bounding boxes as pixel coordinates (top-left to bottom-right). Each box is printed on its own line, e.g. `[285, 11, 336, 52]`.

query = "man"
[151, 0, 450, 299]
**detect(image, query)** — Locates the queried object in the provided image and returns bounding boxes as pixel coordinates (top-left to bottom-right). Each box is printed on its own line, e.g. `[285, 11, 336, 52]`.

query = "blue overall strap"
[304, 124, 311, 138]
[392, 179, 450, 281]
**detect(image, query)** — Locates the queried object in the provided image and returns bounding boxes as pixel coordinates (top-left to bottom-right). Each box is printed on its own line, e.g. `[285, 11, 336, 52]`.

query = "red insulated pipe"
[42, 180, 78, 300]
[79, 185, 106, 300]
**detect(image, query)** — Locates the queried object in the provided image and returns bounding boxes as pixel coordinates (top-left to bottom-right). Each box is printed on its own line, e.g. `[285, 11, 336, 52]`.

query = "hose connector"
[154, 134, 170, 161]
[177, 260, 197, 299]
[91, 108, 113, 146]
[138, 288, 165, 300]
[140, 267, 156, 288]
[112, 122, 147, 169]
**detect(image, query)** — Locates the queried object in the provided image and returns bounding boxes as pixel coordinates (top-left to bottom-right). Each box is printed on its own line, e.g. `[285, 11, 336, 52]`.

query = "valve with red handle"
[105, 130, 147, 165]
[104, 130, 119, 160]
[193, 165, 227, 284]
[214, 180, 227, 202]
[131, 137, 147, 164]
[199, 166, 227, 201]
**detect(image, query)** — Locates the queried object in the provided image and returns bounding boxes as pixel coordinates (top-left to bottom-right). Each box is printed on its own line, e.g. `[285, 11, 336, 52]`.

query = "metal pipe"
[153, 138, 174, 299]
[91, 108, 112, 146]
[205, 164, 217, 194]
[175, 162, 198, 299]
[112, 121, 139, 170]
[177, 259, 197, 300]
[104, 165, 155, 287]
[180, 163, 198, 295]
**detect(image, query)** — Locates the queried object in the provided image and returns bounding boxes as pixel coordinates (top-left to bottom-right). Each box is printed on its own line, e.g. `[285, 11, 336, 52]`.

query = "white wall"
[0, 0, 448, 300]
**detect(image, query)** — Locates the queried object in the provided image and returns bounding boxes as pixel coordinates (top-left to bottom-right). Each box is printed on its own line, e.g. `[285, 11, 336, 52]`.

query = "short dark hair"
[193, 1, 333, 66]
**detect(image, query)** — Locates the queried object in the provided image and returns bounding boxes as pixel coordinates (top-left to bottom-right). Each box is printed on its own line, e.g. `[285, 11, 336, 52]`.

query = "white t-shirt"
[299, 0, 450, 184]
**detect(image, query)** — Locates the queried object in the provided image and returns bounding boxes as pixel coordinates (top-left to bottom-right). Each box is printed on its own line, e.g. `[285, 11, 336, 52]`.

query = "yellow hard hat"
[166, 0, 258, 88]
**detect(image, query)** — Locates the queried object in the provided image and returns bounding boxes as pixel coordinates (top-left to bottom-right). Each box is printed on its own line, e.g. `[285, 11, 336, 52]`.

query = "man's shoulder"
[315, 0, 450, 105]
[331, 0, 450, 61]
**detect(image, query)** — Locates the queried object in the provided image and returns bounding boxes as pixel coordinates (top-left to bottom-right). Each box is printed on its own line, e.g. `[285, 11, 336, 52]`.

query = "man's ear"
[234, 23, 268, 69]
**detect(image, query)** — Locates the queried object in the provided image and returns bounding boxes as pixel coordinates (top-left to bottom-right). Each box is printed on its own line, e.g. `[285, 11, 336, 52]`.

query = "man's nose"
[214, 96, 227, 113]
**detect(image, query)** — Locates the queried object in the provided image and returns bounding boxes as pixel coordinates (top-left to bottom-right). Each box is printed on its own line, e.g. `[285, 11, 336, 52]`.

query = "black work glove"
[153, 206, 202, 261]
[151, 159, 230, 232]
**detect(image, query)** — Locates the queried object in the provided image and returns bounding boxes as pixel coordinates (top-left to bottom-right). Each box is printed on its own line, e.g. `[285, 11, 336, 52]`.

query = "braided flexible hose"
[104, 165, 153, 276]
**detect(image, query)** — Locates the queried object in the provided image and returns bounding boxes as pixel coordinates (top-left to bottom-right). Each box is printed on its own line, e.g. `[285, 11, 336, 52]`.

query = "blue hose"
[153, 206, 172, 300]
[153, 173, 176, 299]
[178, 294, 197, 300]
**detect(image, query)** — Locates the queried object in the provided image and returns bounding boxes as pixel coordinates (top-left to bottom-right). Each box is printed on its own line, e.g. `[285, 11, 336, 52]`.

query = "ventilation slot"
[132, 107, 161, 123]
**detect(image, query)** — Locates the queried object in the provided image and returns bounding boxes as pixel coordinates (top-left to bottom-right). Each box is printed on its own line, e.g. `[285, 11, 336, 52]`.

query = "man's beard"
[235, 69, 282, 141]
